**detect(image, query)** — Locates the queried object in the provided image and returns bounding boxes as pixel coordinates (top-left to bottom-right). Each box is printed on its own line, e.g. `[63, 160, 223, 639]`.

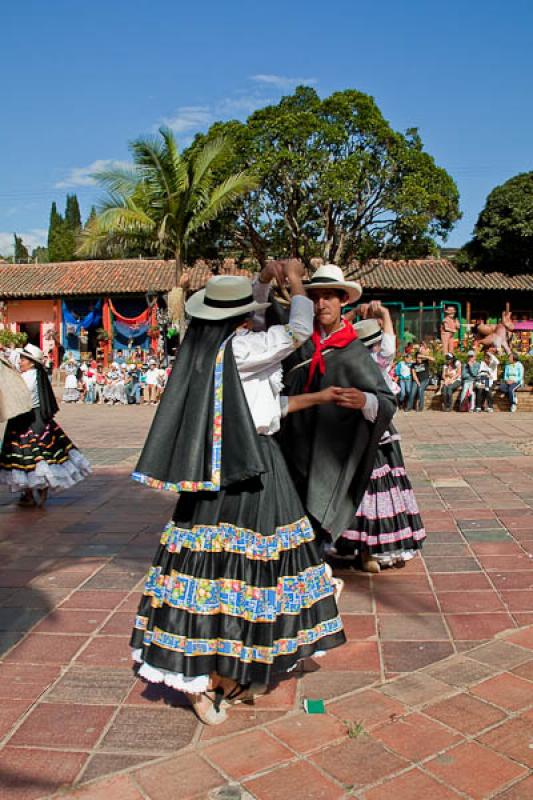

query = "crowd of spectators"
[392, 346, 525, 413]
[59, 349, 170, 406]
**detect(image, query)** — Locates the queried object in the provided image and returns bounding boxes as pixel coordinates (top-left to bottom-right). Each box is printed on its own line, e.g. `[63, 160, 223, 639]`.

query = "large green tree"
[459, 172, 533, 273]
[190, 87, 461, 266]
[77, 127, 258, 280]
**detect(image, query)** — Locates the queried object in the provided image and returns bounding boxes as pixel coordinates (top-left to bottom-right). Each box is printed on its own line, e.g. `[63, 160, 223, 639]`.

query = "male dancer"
[279, 264, 397, 546]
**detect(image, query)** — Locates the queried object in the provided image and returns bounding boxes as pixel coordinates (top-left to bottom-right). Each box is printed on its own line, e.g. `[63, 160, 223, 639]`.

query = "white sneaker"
[475, 408, 481, 412]
[510, 404, 517, 413]
[486, 408, 493, 413]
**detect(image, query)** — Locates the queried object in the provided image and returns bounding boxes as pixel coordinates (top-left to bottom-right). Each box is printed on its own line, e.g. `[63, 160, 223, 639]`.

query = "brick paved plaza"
[1, 406, 532, 800]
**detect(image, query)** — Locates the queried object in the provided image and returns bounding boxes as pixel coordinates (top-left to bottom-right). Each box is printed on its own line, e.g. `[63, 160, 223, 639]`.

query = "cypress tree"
[13, 233, 29, 262]
[65, 194, 82, 232]
[48, 202, 64, 261]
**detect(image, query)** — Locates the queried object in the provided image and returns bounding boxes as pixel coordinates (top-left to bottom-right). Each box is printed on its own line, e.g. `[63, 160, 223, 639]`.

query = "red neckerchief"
[304, 319, 357, 392]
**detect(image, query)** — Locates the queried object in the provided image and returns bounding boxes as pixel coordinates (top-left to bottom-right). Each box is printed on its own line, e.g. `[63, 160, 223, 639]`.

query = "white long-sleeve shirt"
[6, 348, 39, 408]
[232, 284, 313, 435]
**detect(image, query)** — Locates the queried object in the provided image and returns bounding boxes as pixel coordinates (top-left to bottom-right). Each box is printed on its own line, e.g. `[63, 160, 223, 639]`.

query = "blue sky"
[2, 0, 532, 256]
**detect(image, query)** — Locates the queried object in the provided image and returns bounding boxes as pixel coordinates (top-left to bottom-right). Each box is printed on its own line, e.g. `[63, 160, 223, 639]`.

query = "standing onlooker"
[500, 352, 524, 412]
[143, 360, 160, 404]
[133, 346, 144, 363]
[94, 366, 107, 404]
[115, 349, 127, 366]
[83, 363, 97, 404]
[408, 351, 430, 411]
[395, 353, 413, 410]
[441, 353, 462, 411]
[475, 351, 499, 412]
[440, 306, 460, 354]
[62, 358, 81, 403]
[459, 350, 479, 412]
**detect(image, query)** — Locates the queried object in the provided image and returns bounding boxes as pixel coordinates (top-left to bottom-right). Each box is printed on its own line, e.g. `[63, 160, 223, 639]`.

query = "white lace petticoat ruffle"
[0, 448, 91, 492]
[132, 648, 210, 694]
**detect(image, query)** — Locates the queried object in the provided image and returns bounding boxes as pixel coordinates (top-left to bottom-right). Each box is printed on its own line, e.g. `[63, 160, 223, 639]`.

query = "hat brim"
[304, 280, 362, 305]
[16, 348, 44, 365]
[185, 290, 271, 321]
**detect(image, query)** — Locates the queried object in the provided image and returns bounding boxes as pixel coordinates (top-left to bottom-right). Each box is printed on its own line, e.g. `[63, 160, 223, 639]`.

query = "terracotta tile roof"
[1, 258, 531, 299]
[0, 260, 176, 298]
[0, 259, 256, 298]
[346, 259, 533, 292]
[185, 261, 254, 291]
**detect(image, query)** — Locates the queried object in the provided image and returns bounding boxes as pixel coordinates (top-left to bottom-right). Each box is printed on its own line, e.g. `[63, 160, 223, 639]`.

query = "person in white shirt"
[130, 264, 345, 726]
[475, 351, 499, 412]
[143, 361, 161, 404]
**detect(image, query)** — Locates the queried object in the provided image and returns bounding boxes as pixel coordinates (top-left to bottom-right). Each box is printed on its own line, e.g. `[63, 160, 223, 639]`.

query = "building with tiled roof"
[0, 259, 256, 364]
[1, 257, 533, 355]
[346, 259, 533, 293]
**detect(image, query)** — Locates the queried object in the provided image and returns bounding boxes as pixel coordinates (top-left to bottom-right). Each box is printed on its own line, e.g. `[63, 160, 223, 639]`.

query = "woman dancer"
[130, 264, 345, 725]
[337, 306, 426, 572]
[0, 343, 91, 507]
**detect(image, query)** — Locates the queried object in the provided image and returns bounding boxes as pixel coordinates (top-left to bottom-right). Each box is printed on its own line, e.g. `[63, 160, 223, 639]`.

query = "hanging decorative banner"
[113, 320, 151, 340]
[62, 300, 102, 332]
[108, 299, 152, 326]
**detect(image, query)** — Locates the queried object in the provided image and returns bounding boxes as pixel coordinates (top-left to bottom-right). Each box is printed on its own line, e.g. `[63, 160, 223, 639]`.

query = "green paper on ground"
[304, 698, 325, 714]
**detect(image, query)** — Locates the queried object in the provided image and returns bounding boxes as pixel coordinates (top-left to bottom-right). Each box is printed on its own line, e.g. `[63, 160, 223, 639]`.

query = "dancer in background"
[336, 306, 426, 571]
[0, 343, 91, 507]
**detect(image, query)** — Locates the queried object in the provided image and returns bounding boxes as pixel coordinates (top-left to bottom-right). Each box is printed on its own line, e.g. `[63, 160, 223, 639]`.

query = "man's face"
[309, 289, 345, 330]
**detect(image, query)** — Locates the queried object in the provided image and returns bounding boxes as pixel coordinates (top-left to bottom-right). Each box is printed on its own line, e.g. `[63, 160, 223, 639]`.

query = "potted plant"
[95, 328, 110, 343]
[0, 329, 28, 349]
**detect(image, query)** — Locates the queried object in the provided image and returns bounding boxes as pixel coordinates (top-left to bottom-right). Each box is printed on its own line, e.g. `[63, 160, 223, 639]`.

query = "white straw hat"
[16, 343, 45, 365]
[354, 318, 382, 348]
[185, 275, 270, 321]
[305, 264, 362, 304]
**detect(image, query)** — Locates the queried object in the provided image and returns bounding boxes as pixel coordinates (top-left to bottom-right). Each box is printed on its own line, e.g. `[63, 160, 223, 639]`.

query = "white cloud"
[55, 159, 131, 188]
[250, 74, 317, 89]
[0, 228, 48, 256]
[216, 94, 275, 116]
[159, 106, 212, 133]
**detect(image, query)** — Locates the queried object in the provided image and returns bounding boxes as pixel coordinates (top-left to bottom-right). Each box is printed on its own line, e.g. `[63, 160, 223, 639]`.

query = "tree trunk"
[174, 249, 183, 286]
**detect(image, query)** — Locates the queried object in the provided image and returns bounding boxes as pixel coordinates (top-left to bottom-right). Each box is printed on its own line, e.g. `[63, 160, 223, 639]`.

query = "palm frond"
[130, 135, 174, 200]
[159, 127, 189, 195]
[76, 206, 155, 257]
[91, 166, 140, 198]
[192, 136, 230, 193]
[186, 171, 258, 237]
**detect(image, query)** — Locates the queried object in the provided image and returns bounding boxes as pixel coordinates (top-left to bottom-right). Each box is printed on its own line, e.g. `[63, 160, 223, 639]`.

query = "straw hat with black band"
[185, 276, 270, 321]
[354, 318, 382, 349]
[16, 344, 45, 365]
[304, 264, 362, 305]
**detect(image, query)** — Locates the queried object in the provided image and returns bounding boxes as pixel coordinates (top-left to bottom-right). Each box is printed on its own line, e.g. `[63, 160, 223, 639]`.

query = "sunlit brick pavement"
[0, 406, 532, 799]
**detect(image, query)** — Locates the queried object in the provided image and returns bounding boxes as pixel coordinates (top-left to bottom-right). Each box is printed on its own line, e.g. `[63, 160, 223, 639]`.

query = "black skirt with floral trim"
[0, 409, 90, 492]
[339, 439, 426, 560]
[131, 436, 345, 690]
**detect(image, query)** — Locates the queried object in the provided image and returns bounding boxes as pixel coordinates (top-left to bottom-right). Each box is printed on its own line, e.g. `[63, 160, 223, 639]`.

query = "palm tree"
[76, 127, 257, 282]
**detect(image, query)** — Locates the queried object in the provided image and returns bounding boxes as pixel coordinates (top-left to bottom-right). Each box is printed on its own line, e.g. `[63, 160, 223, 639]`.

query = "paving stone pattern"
[0, 407, 532, 799]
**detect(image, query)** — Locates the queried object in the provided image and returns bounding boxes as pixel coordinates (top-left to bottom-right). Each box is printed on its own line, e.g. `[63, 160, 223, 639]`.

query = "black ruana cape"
[279, 338, 397, 541]
[36, 365, 59, 422]
[134, 317, 265, 491]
